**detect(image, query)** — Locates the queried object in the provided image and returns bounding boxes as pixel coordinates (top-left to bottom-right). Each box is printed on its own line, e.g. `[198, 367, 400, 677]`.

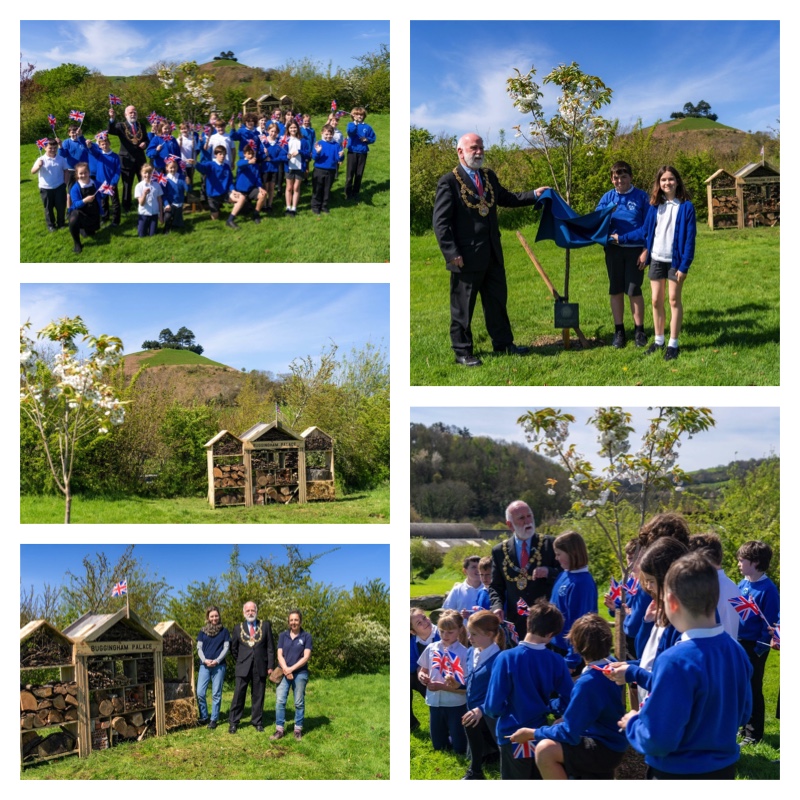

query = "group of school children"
[30, 104, 377, 255]
[411, 511, 780, 780]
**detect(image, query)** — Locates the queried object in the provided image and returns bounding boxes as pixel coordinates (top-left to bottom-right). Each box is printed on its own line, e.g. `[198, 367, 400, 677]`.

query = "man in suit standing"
[489, 500, 561, 639]
[229, 600, 275, 733]
[107, 104, 148, 213]
[432, 132, 548, 366]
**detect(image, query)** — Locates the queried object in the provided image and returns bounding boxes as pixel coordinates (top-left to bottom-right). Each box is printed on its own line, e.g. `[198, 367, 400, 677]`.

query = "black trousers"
[119, 161, 142, 212]
[465, 714, 498, 774]
[68, 207, 100, 246]
[500, 741, 542, 780]
[101, 185, 120, 225]
[740, 639, 768, 740]
[40, 185, 67, 229]
[410, 671, 426, 727]
[163, 205, 184, 230]
[345, 152, 367, 198]
[229, 668, 266, 727]
[449, 258, 514, 355]
[311, 168, 335, 212]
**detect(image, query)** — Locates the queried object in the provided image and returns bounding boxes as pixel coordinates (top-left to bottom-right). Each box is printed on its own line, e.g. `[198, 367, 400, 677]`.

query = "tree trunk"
[64, 485, 71, 524]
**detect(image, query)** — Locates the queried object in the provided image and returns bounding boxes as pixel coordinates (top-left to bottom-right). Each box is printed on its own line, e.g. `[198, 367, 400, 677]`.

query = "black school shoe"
[455, 353, 482, 367]
[634, 330, 648, 347]
[664, 346, 679, 361]
[644, 342, 665, 356]
[612, 330, 626, 348]
[493, 344, 530, 356]
[461, 770, 486, 780]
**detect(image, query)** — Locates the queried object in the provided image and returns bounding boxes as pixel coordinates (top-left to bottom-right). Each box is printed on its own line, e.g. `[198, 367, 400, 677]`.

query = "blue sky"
[411, 21, 780, 145]
[20, 544, 389, 600]
[411, 407, 779, 473]
[20, 20, 389, 77]
[20, 283, 389, 374]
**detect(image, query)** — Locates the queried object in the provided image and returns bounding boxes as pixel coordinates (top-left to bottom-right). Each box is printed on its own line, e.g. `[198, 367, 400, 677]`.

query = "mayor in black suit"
[107, 104, 148, 213]
[489, 500, 561, 639]
[228, 600, 275, 733]
[432, 132, 548, 367]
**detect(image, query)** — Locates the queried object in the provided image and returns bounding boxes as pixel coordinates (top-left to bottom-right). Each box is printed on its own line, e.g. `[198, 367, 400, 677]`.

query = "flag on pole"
[68, 110, 85, 122]
[430, 649, 450, 678]
[516, 597, 530, 617]
[48, 114, 57, 128]
[331, 99, 337, 112]
[502, 620, 519, 645]
[152, 171, 167, 186]
[624, 574, 640, 596]
[727, 595, 762, 623]
[109, 94, 122, 106]
[98, 181, 116, 196]
[112, 580, 128, 597]
[36, 137, 49, 150]
[608, 577, 623, 607]
[446, 651, 465, 685]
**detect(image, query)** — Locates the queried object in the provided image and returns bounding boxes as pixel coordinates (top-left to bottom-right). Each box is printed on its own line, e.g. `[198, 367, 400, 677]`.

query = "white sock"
[668, 338, 679, 348]
[654, 335, 665, 346]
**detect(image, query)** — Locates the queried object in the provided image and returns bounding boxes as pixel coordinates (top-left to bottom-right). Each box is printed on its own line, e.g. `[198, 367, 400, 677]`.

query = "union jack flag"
[48, 114, 57, 127]
[516, 597, 530, 617]
[147, 111, 159, 124]
[336, 111, 347, 119]
[342, 137, 349, 148]
[447, 651, 465, 685]
[625, 575, 640, 596]
[99, 182, 116, 196]
[773, 624, 780, 643]
[513, 740, 536, 758]
[728, 595, 761, 622]
[162, 133, 173, 141]
[279, 135, 288, 146]
[165, 155, 179, 164]
[331, 99, 337, 111]
[500, 620, 519, 645]
[203, 125, 212, 135]
[69, 110, 85, 122]
[151, 171, 167, 186]
[109, 94, 122, 106]
[430, 649, 450, 677]
[608, 577, 623, 608]
[95, 130, 108, 141]
[112, 580, 127, 597]
[36, 138, 49, 150]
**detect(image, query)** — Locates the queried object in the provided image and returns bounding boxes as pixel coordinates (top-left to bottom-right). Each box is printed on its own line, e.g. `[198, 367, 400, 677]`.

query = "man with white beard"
[107, 104, 148, 213]
[489, 500, 561, 639]
[432, 132, 548, 367]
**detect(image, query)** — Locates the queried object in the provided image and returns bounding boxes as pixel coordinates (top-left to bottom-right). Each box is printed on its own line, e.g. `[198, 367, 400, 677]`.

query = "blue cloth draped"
[535, 188, 615, 249]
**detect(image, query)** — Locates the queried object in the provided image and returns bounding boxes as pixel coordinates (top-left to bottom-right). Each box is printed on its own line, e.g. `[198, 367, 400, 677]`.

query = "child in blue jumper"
[612, 165, 697, 361]
[310, 125, 344, 216]
[549, 531, 597, 673]
[621, 553, 752, 779]
[59, 123, 89, 207]
[510, 613, 628, 779]
[410, 607, 439, 732]
[163, 159, 189, 233]
[86, 133, 121, 226]
[736, 540, 780, 744]
[67, 162, 101, 254]
[234, 146, 267, 224]
[344, 106, 376, 200]
[195, 145, 247, 229]
[484, 599, 573, 780]
[442, 554, 491, 618]
[460, 610, 505, 780]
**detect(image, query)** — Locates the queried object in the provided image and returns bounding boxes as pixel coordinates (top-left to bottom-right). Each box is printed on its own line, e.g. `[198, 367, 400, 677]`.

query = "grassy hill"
[125, 348, 232, 369]
[638, 117, 753, 157]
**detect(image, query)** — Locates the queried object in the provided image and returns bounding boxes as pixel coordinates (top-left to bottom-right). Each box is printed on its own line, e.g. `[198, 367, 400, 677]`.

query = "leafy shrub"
[410, 538, 443, 578]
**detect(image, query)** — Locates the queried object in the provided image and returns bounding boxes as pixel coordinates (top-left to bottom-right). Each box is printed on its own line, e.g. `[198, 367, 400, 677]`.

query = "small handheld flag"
[513, 740, 536, 758]
[446, 651, 465, 685]
[331, 99, 337, 112]
[98, 181, 116, 196]
[502, 620, 519, 644]
[147, 111, 158, 124]
[112, 580, 127, 597]
[109, 94, 122, 106]
[516, 597, 529, 617]
[48, 114, 57, 128]
[431, 649, 450, 677]
[152, 171, 167, 186]
[608, 577, 623, 608]
[36, 137, 49, 150]
[727, 595, 763, 623]
[69, 110, 85, 123]
[624, 574, 640, 596]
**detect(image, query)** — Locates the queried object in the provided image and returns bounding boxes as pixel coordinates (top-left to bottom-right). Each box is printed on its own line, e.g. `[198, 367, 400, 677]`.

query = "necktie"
[474, 171, 484, 196]
[520, 540, 529, 570]
[249, 622, 255, 638]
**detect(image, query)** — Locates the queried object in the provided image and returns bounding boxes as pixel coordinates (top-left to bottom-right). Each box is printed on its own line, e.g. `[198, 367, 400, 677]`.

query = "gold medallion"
[516, 575, 528, 590]
[479, 200, 489, 217]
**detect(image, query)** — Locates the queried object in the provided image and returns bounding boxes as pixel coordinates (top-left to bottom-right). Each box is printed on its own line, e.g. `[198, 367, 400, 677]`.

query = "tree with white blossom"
[517, 407, 715, 658]
[507, 63, 614, 302]
[157, 61, 216, 124]
[20, 317, 127, 524]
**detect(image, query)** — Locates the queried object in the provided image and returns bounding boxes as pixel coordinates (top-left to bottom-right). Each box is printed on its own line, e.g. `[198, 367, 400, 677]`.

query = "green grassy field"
[127, 349, 230, 367]
[20, 483, 389, 524]
[410, 570, 780, 779]
[20, 114, 389, 263]
[23, 671, 389, 779]
[411, 226, 779, 385]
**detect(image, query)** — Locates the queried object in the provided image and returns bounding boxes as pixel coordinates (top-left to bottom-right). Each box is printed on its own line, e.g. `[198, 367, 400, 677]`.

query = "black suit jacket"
[107, 117, 148, 168]
[489, 534, 561, 637]
[432, 166, 539, 274]
[230, 619, 275, 679]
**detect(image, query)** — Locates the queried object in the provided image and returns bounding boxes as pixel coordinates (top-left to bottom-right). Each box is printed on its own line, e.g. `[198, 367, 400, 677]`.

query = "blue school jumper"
[596, 186, 650, 244]
[195, 161, 233, 198]
[261, 141, 287, 175]
[618, 200, 697, 273]
[624, 624, 682, 693]
[346, 122, 376, 153]
[625, 628, 752, 775]
[484, 642, 573, 743]
[86, 144, 121, 187]
[234, 160, 263, 194]
[232, 126, 264, 160]
[737, 575, 779, 654]
[59, 137, 89, 169]
[147, 136, 181, 172]
[465, 645, 501, 712]
[549, 568, 598, 670]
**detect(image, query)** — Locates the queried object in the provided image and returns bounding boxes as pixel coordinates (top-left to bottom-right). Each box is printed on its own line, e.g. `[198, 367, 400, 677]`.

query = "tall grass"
[410, 226, 779, 385]
[20, 114, 389, 263]
[23, 671, 389, 779]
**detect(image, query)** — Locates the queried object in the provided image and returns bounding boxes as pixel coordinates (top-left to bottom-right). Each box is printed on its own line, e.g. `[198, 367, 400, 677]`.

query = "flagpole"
[126, 582, 130, 619]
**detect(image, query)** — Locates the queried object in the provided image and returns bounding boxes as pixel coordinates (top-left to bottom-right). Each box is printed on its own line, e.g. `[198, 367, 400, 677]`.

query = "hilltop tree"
[670, 100, 718, 122]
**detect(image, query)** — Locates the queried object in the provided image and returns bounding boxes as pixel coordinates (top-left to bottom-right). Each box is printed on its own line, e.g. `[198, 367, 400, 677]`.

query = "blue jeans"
[275, 672, 309, 730]
[197, 663, 226, 721]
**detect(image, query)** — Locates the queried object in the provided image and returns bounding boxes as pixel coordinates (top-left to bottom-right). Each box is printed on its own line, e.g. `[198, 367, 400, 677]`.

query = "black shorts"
[262, 172, 277, 185]
[287, 168, 304, 179]
[207, 192, 233, 213]
[649, 260, 679, 282]
[561, 737, 625, 779]
[605, 245, 644, 296]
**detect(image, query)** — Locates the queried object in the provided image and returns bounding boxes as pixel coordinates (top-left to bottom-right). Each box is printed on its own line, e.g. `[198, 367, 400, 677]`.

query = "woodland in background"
[20, 45, 390, 144]
[410, 119, 779, 234]
[21, 342, 389, 499]
[21, 545, 390, 678]
[410, 422, 779, 591]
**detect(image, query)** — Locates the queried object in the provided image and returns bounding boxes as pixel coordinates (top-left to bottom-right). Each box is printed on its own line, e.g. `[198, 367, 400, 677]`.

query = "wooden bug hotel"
[63, 607, 166, 757]
[204, 420, 335, 508]
[706, 161, 780, 230]
[154, 621, 196, 729]
[20, 620, 79, 765]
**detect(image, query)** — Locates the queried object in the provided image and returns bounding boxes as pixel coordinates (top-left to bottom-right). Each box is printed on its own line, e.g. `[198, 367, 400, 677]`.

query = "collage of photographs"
[17, 15, 782, 786]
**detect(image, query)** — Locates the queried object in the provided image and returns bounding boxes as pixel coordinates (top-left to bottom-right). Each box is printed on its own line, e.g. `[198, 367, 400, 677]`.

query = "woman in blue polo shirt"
[270, 610, 312, 741]
[196, 606, 231, 729]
